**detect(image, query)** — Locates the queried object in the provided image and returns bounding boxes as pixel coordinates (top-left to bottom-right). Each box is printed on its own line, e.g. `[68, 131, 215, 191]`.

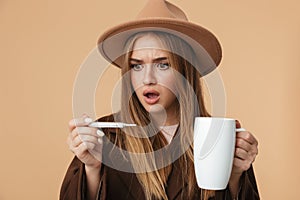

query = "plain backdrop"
[0, 0, 299, 199]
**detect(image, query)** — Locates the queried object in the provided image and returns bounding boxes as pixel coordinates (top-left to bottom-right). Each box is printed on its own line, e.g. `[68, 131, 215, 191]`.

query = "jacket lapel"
[166, 158, 188, 200]
[114, 169, 146, 200]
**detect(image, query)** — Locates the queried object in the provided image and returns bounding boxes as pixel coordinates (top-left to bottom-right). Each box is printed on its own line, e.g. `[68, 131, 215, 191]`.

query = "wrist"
[84, 164, 101, 200]
[229, 173, 242, 199]
[230, 172, 242, 182]
[85, 163, 101, 173]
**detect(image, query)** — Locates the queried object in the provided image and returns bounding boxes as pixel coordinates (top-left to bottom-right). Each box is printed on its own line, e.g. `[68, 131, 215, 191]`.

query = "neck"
[149, 110, 179, 127]
[159, 123, 178, 144]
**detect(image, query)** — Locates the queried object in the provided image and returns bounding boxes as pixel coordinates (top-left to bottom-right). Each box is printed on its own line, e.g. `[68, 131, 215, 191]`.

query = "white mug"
[194, 117, 245, 190]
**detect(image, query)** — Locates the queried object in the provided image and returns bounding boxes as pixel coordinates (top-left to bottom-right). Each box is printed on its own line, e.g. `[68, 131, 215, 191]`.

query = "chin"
[147, 104, 167, 114]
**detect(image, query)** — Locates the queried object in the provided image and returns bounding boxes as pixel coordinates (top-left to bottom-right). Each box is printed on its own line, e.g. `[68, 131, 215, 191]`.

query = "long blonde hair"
[114, 31, 214, 200]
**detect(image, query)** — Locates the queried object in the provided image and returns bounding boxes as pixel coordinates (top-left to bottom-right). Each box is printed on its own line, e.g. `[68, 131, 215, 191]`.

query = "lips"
[143, 89, 160, 104]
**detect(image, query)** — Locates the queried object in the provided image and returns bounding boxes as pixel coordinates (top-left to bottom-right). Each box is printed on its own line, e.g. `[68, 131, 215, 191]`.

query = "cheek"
[159, 76, 178, 96]
[130, 73, 141, 91]
[130, 75, 143, 99]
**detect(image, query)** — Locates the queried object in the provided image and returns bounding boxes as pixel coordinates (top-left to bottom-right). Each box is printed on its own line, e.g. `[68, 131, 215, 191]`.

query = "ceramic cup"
[194, 117, 245, 190]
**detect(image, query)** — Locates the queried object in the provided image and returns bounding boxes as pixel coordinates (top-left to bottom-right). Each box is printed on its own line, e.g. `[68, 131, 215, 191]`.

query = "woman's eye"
[130, 64, 143, 71]
[156, 63, 170, 70]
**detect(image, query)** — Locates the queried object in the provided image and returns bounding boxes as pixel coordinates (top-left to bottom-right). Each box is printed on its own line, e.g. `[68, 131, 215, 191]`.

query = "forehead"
[130, 48, 169, 59]
[131, 34, 169, 58]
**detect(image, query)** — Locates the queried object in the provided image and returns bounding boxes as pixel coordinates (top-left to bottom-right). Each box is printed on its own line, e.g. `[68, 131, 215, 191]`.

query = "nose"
[143, 64, 157, 85]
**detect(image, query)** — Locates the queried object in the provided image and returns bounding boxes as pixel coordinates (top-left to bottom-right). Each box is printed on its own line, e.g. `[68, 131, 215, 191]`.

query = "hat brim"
[97, 18, 222, 76]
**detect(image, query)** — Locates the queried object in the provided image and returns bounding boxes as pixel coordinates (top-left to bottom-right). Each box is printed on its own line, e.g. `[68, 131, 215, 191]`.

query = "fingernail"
[84, 118, 93, 123]
[97, 129, 105, 137]
[98, 138, 103, 144]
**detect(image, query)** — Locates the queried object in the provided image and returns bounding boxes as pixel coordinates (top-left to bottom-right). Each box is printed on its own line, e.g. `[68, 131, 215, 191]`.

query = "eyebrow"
[129, 57, 168, 63]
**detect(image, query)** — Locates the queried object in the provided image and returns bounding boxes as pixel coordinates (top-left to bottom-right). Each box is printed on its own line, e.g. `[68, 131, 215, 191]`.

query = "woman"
[60, 1, 259, 200]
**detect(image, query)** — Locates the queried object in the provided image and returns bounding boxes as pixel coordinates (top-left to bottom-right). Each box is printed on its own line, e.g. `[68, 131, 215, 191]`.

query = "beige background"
[0, 0, 299, 199]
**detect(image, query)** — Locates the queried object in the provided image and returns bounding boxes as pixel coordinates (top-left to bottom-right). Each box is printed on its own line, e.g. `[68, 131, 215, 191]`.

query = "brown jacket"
[60, 157, 259, 200]
[60, 116, 260, 200]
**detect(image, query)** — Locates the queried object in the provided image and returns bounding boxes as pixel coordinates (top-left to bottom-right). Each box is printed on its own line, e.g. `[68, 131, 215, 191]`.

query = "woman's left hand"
[232, 120, 259, 176]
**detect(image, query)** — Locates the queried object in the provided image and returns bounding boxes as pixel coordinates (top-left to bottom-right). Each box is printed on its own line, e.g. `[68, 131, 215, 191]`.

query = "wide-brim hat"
[97, 0, 222, 76]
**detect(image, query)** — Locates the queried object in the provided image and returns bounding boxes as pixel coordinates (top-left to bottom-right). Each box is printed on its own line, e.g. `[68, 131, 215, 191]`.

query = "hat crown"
[97, 0, 222, 75]
[136, 0, 188, 21]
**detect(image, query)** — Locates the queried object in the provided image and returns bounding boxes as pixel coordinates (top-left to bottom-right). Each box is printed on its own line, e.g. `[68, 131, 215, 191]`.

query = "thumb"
[235, 119, 242, 129]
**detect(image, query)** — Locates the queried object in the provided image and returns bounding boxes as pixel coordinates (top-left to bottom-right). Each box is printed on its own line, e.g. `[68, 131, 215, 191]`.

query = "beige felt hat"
[97, 0, 222, 76]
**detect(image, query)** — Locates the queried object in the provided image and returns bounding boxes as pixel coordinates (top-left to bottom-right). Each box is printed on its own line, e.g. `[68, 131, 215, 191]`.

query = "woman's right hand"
[67, 115, 104, 169]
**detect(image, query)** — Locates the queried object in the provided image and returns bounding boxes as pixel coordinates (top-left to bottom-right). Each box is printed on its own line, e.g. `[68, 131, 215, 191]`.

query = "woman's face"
[130, 34, 178, 122]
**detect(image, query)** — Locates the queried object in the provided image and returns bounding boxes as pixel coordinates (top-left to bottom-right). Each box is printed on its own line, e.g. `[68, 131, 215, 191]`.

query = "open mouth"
[143, 90, 160, 104]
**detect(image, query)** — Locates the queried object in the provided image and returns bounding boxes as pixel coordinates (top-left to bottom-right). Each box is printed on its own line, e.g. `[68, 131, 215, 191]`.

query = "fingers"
[233, 157, 252, 172]
[70, 134, 83, 148]
[73, 127, 97, 138]
[79, 134, 99, 146]
[236, 137, 252, 152]
[69, 127, 104, 147]
[232, 130, 258, 173]
[235, 147, 248, 160]
[66, 115, 105, 167]
[67, 129, 105, 163]
[235, 120, 242, 129]
[68, 114, 100, 149]
[73, 142, 95, 161]
[236, 131, 258, 155]
[67, 121, 105, 156]
[236, 131, 258, 145]
[68, 115, 93, 132]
